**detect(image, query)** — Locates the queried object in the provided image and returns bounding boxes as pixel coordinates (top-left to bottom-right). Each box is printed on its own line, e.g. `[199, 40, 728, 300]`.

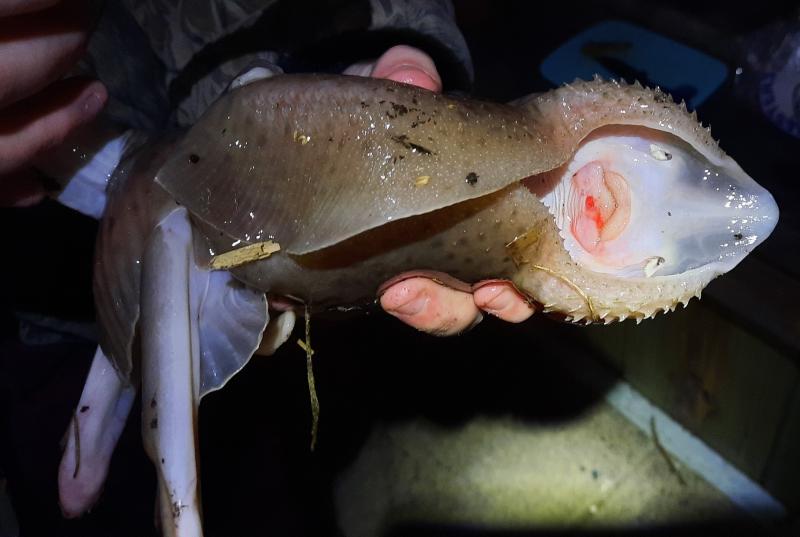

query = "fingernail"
[391, 295, 428, 316]
[82, 92, 105, 117]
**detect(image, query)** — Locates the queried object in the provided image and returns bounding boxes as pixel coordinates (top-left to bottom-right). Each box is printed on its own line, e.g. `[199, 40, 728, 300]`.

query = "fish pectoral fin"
[195, 268, 269, 395]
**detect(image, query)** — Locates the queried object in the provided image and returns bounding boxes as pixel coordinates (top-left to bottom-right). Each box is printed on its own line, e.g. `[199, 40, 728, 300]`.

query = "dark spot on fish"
[592, 469, 600, 480]
[390, 134, 433, 155]
[386, 87, 395, 92]
[150, 418, 158, 429]
[328, 137, 334, 142]
[391, 103, 408, 115]
[502, 256, 510, 264]
[734, 233, 743, 240]
[188, 154, 200, 164]
[378, 99, 385, 104]
[464, 257, 473, 264]
[668, 211, 672, 216]
[458, 237, 468, 246]
[360, 101, 368, 108]
[221, 128, 227, 135]
[466, 172, 478, 186]
[412, 97, 419, 105]
[446, 252, 455, 260]
[150, 398, 157, 408]
[161, 458, 165, 463]
[79, 405, 89, 413]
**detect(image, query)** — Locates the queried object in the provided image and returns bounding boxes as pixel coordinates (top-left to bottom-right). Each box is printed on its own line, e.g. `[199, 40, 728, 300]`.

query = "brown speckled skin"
[157, 74, 566, 255]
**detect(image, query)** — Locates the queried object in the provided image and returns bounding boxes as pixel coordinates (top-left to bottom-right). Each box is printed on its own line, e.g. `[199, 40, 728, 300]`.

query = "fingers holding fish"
[354, 44, 471, 335]
[0, 78, 107, 174]
[0, 0, 106, 204]
[473, 281, 535, 323]
[362, 42, 526, 338]
[369, 45, 492, 334]
[380, 276, 483, 336]
[0, 1, 93, 108]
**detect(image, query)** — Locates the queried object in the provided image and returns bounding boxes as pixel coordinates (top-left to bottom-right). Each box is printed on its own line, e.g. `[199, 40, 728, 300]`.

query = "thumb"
[370, 45, 442, 92]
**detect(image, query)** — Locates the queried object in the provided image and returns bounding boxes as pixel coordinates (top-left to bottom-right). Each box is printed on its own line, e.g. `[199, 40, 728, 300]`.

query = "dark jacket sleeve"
[85, 0, 473, 128]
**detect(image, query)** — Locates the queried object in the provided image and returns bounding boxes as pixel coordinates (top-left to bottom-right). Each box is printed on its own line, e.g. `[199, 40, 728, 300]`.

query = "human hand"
[353, 45, 535, 334]
[0, 0, 107, 206]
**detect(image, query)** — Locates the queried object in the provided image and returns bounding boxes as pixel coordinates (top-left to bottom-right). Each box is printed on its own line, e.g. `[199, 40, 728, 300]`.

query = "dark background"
[1, 1, 798, 536]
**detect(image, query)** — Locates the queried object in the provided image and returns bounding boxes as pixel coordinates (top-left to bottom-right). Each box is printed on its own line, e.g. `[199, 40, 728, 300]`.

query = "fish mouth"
[522, 125, 780, 280]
